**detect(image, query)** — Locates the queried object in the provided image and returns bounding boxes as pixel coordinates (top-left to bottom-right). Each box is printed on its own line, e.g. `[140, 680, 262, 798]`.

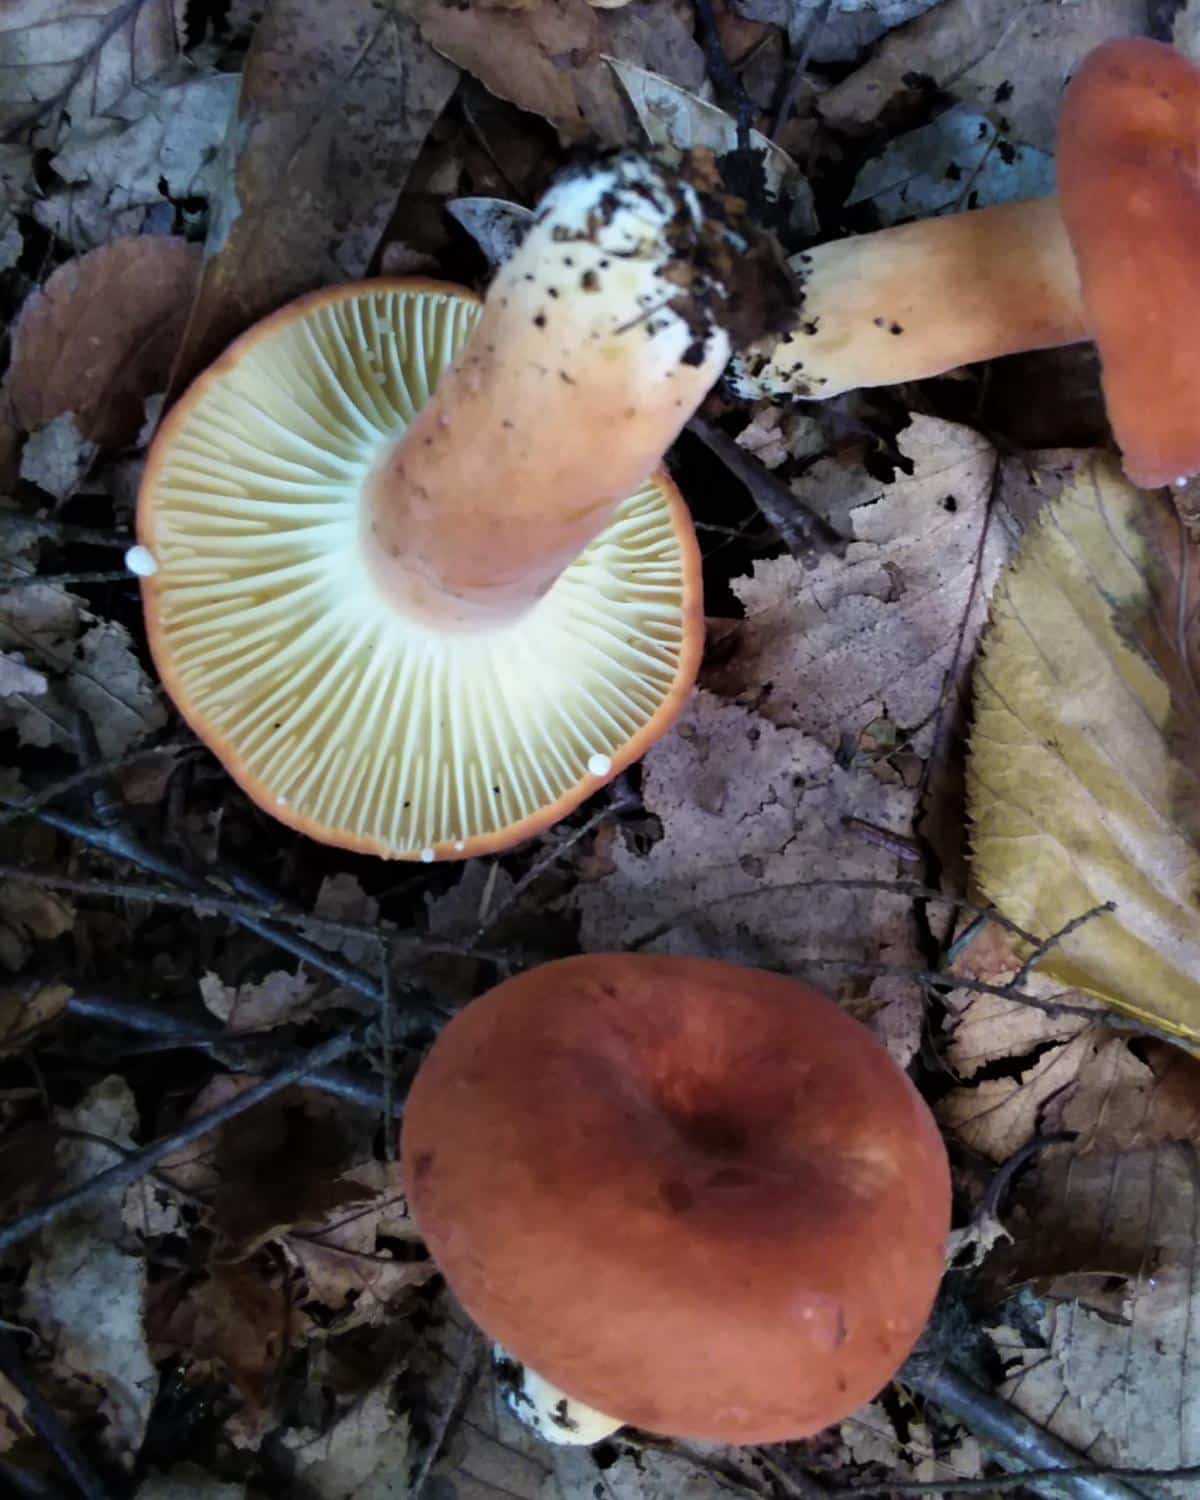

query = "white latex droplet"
[420, 847, 436, 863]
[124, 544, 158, 577]
[587, 753, 612, 776]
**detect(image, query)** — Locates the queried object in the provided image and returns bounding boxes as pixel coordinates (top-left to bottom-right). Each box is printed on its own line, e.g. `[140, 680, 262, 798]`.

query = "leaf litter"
[4, 0, 1200, 1494]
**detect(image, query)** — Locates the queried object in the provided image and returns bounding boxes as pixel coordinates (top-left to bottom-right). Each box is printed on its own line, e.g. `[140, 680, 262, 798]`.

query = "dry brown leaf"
[0, 584, 164, 758]
[577, 690, 926, 1059]
[398, 0, 629, 146]
[280, 1377, 411, 1499]
[168, 0, 460, 400]
[199, 968, 319, 1033]
[160, 1077, 374, 1253]
[0, 0, 182, 147]
[994, 1139, 1200, 1489]
[703, 416, 1007, 749]
[7, 239, 201, 448]
[19, 1077, 156, 1466]
[0, 883, 75, 973]
[839, 1399, 985, 1486]
[18, 413, 96, 501]
[284, 1161, 432, 1329]
[819, 0, 1149, 151]
[580, 417, 1006, 1063]
[0, 980, 70, 1056]
[608, 59, 816, 227]
[35, 71, 238, 250]
[135, 1467, 246, 1500]
[0, 1370, 32, 1457]
[66, 621, 167, 758]
[968, 455, 1200, 1041]
[151, 1257, 304, 1449]
[0, 653, 46, 700]
[595, 0, 706, 94]
[303, 873, 381, 966]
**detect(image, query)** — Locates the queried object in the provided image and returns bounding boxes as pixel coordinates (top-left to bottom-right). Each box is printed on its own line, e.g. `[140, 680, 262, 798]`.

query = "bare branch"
[0, 1029, 359, 1259]
[0, 1330, 111, 1500]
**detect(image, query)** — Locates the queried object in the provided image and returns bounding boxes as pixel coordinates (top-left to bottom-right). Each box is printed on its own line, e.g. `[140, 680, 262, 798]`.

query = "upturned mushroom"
[137, 153, 792, 860]
[402, 953, 952, 1445]
[733, 36, 1200, 488]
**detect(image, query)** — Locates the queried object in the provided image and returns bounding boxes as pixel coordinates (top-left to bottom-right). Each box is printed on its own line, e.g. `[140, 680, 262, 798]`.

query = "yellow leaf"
[968, 453, 1200, 1042]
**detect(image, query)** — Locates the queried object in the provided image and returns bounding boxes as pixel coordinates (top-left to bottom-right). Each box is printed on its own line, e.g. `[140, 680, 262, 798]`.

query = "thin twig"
[409, 1333, 486, 1499]
[841, 1469, 1193, 1498]
[1011, 902, 1116, 989]
[979, 1132, 1076, 1222]
[0, 1330, 112, 1500]
[64, 990, 392, 1113]
[772, 0, 835, 140]
[901, 1362, 1160, 1500]
[0, 573, 134, 589]
[691, 0, 755, 147]
[0, 1030, 360, 1259]
[0, 744, 194, 828]
[688, 416, 847, 560]
[473, 786, 640, 943]
[379, 937, 396, 1159]
[627, 878, 1044, 952]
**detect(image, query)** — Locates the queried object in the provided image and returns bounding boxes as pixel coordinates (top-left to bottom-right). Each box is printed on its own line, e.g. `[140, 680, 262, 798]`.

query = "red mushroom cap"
[401, 953, 951, 1444]
[1057, 38, 1200, 488]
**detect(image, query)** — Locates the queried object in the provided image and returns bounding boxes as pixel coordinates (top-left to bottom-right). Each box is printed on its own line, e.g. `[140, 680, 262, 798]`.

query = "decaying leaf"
[65, 621, 167, 758]
[0, 881, 75, 973]
[284, 1161, 432, 1331]
[840, 1399, 985, 1486]
[733, 0, 944, 64]
[0, 581, 166, 759]
[819, 0, 1149, 151]
[446, 197, 534, 271]
[993, 1135, 1200, 1489]
[704, 417, 1007, 751]
[7, 238, 201, 448]
[398, 0, 627, 147]
[0, 979, 71, 1055]
[0, 0, 182, 147]
[150, 1256, 303, 1449]
[36, 71, 239, 250]
[846, 103, 1054, 223]
[968, 454, 1200, 1041]
[199, 967, 319, 1033]
[581, 417, 1007, 1062]
[135, 1468, 247, 1500]
[281, 1376, 411, 1500]
[169, 0, 460, 399]
[608, 59, 817, 229]
[19, 1077, 156, 1465]
[160, 1077, 374, 1253]
[0, 652, 46, 701]
[18, 412, 96, 501]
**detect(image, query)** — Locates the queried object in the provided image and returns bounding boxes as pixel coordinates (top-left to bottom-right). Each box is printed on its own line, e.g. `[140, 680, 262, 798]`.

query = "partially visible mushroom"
[1056, 38, 1200, 488]
[137, 153, 792, 860]
[731, 196, 1086, 401]
[732, 37, 1200, 487]
[402, 953, 951, 1446]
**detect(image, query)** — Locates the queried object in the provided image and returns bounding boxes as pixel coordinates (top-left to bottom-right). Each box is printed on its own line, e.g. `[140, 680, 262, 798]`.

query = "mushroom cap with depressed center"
[1057, 38, 1200, 488]
[136, 280, 703, 860]
[402, 953, 952, 1445]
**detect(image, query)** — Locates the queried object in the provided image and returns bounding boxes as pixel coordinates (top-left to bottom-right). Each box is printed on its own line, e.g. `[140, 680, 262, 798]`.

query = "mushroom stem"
[363, 155, 738, 628]
[731, 195, 1088, 401]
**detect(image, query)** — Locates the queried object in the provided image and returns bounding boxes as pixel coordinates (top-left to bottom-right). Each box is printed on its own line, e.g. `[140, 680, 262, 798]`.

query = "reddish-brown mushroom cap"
[401, 953, 951, 1445]
[1057, 38, 1200, 489]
